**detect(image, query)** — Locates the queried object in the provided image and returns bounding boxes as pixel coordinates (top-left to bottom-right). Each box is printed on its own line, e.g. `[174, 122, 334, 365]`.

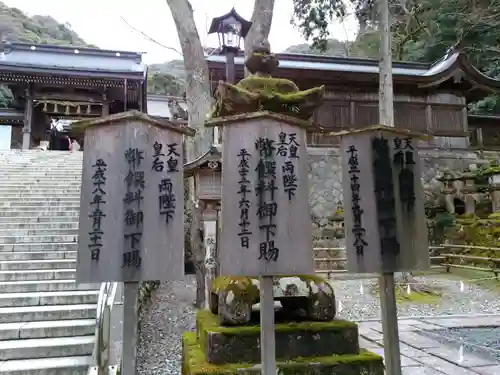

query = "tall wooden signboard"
[338, 126, 430, 274]
[75, 110, 194, 375]
[207, 112, 314, 277]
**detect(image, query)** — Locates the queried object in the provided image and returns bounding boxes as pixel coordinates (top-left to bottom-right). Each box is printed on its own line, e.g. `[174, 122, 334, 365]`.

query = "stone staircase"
[0, 150, 97, 375]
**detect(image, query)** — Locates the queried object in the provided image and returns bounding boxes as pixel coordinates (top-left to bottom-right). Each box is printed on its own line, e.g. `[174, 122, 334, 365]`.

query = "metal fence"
[314, 244, 500, 279]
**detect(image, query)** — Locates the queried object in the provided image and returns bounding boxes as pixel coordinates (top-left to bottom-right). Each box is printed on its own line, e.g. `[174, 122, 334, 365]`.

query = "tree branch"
[120, 16, 183, 56]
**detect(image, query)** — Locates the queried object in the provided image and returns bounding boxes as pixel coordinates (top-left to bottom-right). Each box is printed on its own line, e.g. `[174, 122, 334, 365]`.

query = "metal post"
[121, 282, 139, 375]
[259, 276, 276, 375]
[378, 0, 402, 374]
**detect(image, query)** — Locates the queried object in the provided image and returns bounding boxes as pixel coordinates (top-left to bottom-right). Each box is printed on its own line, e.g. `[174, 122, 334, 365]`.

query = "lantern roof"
[208, 8, 252, 38]
[184, 144, 222, 177]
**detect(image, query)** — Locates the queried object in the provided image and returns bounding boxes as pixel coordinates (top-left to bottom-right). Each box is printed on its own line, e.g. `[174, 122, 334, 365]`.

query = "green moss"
[197, 309, 357, 336]
[183, 332, 384, 375]
[209, 74, 324, 120]
[475, 164, 500, 178]
[210, 276, 259, 304]
[237, 76, 299, 95]
[210, 275, 329, 304]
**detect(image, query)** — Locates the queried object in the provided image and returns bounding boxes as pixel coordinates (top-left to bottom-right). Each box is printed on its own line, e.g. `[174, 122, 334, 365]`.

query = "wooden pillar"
[22, 86, 33, 150]
[101, 92, 110, 116]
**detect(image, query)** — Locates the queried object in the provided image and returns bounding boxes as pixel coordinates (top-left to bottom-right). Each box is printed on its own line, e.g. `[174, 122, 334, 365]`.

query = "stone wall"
[307, 146, 491, 220]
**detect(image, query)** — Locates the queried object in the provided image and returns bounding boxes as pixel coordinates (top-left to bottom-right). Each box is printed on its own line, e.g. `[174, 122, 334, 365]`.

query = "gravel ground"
[136, 277, 197, 375]
[135, 274, 500, 375]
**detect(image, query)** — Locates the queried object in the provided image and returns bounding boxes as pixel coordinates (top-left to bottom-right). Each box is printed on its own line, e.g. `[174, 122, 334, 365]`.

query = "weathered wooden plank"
[77, 114, 187, 283]
[218, 115, 314, 276]
[340, 128, 429, 273]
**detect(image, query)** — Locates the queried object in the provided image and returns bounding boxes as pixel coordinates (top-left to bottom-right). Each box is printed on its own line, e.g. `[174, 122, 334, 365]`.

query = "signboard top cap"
[205, 110, 322, 132]
[330, 124, 432, 140]
[71, 110, 196, 136]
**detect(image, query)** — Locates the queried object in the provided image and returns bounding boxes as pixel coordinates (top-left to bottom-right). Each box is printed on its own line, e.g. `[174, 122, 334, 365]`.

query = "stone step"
[0, 197, 81, 203]
[0, 259, 76, 271]
[0, 304, 96, 323]
[0, 242, 77, 251]
[0, 216, 78, 224]
[0, 222, 79, 230]
[0, 251, 76, 261]
[0, 209, 80, 218]
[0, 290, 98, 307]
[0, 188, 81, 193]
[0, 203, 81, 209]
[0, 356, 91, 375]
[0, 335, 94, 360]
[0, 180, 81, 185]
[0, 280, 97, 293]
[0, 319, 95, 340]
[0, 211, 79, 218]
[1, 175, 82, 179]
[0, 234, 78, 244]
[0, 182, 82, 187]
[0, 269, 76, 282]
[0, 229, 79, 237]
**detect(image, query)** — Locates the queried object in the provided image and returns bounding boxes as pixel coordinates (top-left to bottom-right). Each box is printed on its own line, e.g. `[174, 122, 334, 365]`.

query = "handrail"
[90, 282, 119, 373]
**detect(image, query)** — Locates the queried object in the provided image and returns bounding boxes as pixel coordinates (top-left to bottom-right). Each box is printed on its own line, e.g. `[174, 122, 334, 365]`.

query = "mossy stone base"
[182, 332, 384, 375]
[197, 310, 359, 365]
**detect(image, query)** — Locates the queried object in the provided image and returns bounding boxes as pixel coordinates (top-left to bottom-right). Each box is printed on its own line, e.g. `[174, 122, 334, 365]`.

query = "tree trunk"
[244, 0, 276, 76]
[166, 0, 276, 308]
[166, 0, 213, 161]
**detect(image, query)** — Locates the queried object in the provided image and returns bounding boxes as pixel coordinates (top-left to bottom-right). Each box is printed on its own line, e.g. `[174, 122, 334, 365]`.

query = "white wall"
[0, 125, 11, 150]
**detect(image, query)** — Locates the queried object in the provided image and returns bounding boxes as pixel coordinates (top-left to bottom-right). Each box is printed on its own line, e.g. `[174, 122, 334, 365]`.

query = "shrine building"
[207, 46, 500, 151]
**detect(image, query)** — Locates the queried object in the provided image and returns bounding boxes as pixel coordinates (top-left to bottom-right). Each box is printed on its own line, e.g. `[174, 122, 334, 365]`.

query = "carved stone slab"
[217, 114, 314, 276]
[339, 126, 429, 273]
[76, 111, 193, 283]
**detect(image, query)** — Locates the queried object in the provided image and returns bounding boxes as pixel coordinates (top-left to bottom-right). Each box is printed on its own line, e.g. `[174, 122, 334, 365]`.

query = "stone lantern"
[488, 169, 500, 212]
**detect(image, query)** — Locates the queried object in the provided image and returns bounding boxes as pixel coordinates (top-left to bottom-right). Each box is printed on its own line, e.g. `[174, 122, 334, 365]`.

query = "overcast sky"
[7, 0, 358, 64]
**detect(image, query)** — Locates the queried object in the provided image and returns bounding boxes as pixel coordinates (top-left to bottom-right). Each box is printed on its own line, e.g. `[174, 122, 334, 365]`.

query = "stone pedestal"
[182, 310, 384, 375]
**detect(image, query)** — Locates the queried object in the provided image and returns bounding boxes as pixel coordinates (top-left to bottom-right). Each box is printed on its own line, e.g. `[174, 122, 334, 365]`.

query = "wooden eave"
[184, 144, 222, 177]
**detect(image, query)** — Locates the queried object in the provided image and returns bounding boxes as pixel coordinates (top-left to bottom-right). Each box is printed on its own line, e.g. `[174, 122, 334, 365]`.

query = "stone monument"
[181, 44, 384, 375]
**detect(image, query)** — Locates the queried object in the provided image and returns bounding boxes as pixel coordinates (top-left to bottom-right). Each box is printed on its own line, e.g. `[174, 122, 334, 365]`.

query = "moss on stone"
[209, 72, 324, 121]
[211, 276, 259, 304]
[197, 309, 357, 336]
[210, 274, 330, 305]
[237, 76, 299, 95]
[183, 332, 384, 375]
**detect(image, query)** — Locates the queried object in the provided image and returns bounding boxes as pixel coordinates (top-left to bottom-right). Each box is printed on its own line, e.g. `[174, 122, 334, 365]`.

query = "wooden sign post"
[75, 111, 194, 375]
[206, 112, 314, 375]
[337, 125, 431, 375]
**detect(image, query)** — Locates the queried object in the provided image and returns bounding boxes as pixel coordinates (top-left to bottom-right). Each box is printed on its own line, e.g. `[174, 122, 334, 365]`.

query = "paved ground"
[359, 315, 500, 375]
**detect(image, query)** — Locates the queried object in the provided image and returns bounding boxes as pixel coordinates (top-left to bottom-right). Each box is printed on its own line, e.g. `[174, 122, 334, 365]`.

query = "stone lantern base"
[181, 309, 384, 375]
